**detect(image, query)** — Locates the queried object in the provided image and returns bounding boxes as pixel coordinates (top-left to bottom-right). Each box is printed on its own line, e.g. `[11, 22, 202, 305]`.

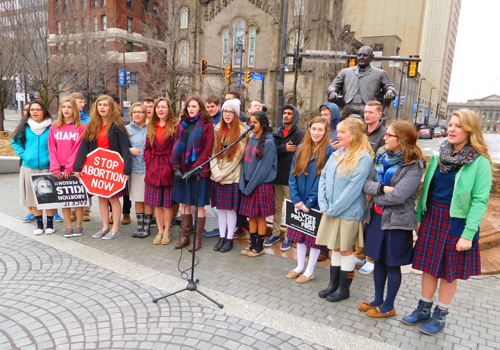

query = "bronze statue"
[328, 46, 396, 119]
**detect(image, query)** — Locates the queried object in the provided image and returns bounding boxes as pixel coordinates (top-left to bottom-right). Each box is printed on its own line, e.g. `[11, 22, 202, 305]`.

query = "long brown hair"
[82, 95, 125, 141]
[452, 109, 495, 172]
[13, 101, 52, 145]
[56, 96, 81, 129]
[291, 117, 331, 176]
[389, 120, 423, 164]
[147, 98, 178, 146]
[336, 117, 374, 177]
[179, 95, 212, 123]
[215, 106, 244, 162]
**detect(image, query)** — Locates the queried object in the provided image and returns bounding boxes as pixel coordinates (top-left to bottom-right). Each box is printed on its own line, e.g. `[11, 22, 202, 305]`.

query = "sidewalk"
[1, 172, 499, 350]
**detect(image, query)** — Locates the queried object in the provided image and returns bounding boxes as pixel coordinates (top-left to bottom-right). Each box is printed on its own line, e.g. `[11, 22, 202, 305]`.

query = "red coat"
[174, 119, 214, 178]
[144, 134, 175, 187]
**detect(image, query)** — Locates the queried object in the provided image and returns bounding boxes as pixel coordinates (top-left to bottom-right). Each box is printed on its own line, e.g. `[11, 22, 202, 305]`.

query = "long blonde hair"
[336, 117, 374, 177]
[56, 96, 81, 129]
[82, 95, 126, 141]
[451, 109, 495, 172]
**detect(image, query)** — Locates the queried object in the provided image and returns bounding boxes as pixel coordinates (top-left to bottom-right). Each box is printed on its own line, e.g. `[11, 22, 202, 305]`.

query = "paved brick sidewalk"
[1, 173, 500, 349]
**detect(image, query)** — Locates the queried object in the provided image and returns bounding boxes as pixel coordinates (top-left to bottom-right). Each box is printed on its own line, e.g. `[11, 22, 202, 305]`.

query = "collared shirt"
[156, 121, 166, 143]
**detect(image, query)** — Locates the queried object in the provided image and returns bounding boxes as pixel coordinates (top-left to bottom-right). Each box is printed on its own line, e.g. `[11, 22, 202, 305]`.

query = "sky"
[448, 0, 500, 102]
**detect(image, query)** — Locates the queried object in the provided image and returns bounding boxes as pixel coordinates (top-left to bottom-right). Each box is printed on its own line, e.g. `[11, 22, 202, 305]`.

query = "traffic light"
[245, 70, 251, 84]
[348, 58, 356, 67]
[408, 55, 419, 78]
[225, 65, 231, 81]
[201, 59, 207, 77]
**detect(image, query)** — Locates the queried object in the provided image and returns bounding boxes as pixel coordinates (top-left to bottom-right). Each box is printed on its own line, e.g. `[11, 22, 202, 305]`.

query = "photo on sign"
[30, 174, 89, 210]
[284, 199, 323, 237]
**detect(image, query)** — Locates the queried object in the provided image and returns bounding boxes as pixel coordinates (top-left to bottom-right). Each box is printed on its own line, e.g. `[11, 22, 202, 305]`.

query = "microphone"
[239, 124, 255, 138]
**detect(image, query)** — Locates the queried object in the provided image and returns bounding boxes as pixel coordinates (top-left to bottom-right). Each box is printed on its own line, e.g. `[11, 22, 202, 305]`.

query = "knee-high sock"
[218, 209, 227, 238]
[303, 247, 321, 278]
[340, 253, 355, 271]
[330, 250, 341, 267]
[379, 265, 402, 313]
[294, 243, 307, 273]
[370, 261, 387, 307]
[226, 210, 237, 240]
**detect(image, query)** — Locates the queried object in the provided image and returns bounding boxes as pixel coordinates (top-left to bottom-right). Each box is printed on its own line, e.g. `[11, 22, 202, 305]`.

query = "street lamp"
[414, 77, 426, 126]
[427, 86, 436, 125]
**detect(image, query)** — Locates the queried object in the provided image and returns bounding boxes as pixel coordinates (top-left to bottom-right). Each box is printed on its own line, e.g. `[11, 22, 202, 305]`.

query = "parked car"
[434, 127, 443, 138]
[418, 127, 431, 139]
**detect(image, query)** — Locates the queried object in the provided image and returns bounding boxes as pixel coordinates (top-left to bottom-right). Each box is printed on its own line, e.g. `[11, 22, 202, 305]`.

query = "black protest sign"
[284, 199, 323, 237]
[31, 173, 89, 210]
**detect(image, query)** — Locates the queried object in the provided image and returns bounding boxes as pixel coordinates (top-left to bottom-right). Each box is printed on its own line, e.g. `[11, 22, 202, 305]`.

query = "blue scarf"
[374, 148, 405, 186]
[172, 114, 204, 165]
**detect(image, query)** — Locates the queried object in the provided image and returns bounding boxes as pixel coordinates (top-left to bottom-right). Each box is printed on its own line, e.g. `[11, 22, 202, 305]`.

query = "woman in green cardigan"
[402, 109, 493, 335]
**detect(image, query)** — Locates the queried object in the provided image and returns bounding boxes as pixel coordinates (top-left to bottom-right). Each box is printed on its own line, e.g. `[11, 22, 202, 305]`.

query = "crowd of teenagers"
[12, 92, 492, 335]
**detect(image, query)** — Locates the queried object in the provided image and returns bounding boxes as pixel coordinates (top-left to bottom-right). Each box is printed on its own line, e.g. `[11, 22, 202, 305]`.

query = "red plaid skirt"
[211, 182, 240, 211]
[144, 184, 174, 208]
[287, 227, 326, 251]
[239, 183, 275, 218]
[110, 184, 129, 198]
[413, 201, 481, 283]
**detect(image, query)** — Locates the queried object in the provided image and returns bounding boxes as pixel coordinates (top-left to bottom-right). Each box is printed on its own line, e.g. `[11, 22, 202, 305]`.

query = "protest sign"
[79, 148, 127, 198]
[30, 174, 89, 210]
[284, 199, 323, 237]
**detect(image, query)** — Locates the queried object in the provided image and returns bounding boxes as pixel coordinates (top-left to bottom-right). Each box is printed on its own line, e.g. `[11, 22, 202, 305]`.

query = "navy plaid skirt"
[144, 184, 174, 208]
[287, 227, 326, 251]
[239, 183, 275, 218]
[211, 182, 240, 211]
[413, 201, 481, 283]
[174, 177, 211, 207]
[110, 183, 129, 198]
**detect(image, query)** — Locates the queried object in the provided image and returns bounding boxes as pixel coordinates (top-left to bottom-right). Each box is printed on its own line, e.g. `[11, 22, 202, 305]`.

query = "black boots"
[326, 270, 355, 302]
[137, 214, 152, 238]
[214, 237, 225, 251]
[133, 213, 144, 237]
[318, 266, 341, 298]
[220, 239, 233, 253]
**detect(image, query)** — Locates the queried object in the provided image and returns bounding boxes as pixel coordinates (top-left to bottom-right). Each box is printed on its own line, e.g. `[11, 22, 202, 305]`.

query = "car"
[418, 127, 431, 139]
[434, 127, 443, 138]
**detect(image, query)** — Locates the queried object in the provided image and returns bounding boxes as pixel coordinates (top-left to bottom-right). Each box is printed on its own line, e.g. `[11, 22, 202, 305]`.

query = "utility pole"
[414, 77, 425, 127]
[395, 63, 407, 120]
[276, 0, 289, 128]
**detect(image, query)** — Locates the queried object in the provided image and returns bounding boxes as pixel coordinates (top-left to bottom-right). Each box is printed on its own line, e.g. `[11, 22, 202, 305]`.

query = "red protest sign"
[80, 148, 127, 198]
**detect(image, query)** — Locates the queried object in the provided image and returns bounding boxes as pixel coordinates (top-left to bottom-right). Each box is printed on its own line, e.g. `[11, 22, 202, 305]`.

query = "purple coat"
[144, 134, 175, 187]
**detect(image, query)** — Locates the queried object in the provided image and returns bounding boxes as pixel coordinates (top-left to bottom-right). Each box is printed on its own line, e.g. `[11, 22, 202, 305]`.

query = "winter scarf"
[172, 114, 204, 165]
[374, 148, 405, 186]
[27, 118, 52, 135]
[439, 140, 479, 174]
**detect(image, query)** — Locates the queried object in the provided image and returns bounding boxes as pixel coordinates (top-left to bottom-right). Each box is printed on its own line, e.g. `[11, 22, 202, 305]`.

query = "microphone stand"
[152, 128, 253, 308]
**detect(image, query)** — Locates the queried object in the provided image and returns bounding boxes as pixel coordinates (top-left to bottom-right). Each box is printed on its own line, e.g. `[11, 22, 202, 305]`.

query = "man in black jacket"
[265, 105, 304, 251]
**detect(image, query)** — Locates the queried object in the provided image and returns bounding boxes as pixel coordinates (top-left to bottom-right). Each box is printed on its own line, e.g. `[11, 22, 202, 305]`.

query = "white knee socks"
[294, 243, 307, 273]
[218, 209, 227, 238]
[303, 247, 321, 278]
[226, 210, 237, 240]
[340, 253, 355, 271]
[331, 250, 341, 266]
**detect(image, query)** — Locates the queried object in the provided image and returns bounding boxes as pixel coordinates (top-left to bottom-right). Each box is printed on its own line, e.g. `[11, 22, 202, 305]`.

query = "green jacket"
[416, 152, 492, 241]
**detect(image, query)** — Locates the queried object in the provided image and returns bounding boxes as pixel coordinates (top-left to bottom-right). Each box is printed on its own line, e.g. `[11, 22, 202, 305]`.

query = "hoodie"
[239, 133, 277, 196]
[365, 121, 387, 153]
[212, 109, 222, 126]
[272, 105, 304, 185]
[319, 102, 340, 142]
[80, 110, 90, 125]
[48, 123, 86, 175]
[11, 123, 51, 170]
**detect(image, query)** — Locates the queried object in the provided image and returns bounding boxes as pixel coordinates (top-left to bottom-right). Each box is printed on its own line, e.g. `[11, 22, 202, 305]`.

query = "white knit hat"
[221, 99, 241, 119]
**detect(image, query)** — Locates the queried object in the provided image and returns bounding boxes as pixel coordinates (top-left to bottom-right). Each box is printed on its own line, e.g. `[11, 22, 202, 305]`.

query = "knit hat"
[221, 99, 241, 119]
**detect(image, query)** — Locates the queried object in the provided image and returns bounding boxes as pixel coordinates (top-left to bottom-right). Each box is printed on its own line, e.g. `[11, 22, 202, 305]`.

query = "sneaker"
[102, 231, 121, 240]
[64, 228, 73, 238]
[203, 228, 220, 237]
[359, 261, 375, 275]
[54, 212, 63, 223]
[93, 229, 110, 238]
[45, 227, 55, 235]
[34, 228, 44, 235]
[264, 235, 280, 247]
[355, 257, 366, 265]
[73, 227, 83, 237]
[281, 237, 292, 251]
[150, 218, 157, 227]
[82, 214, 91, 221]
[234, 227, 247, 238]
[23, 213, 35, 222]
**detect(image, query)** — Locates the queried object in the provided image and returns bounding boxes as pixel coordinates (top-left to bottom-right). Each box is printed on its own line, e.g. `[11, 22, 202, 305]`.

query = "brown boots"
[188, 217, 205, 252]
[175, 214, 192, 249]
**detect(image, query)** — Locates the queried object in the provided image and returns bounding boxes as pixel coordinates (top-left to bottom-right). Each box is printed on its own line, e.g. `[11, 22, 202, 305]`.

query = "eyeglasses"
[132, 111, 145, 114]
[30, 108, 43, 112]
[384, 132, 398, 138]
[223, 110, 235, 115]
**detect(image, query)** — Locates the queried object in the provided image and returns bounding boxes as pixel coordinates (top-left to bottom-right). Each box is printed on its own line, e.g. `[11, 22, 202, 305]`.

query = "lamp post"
[414, 77, 425, 126]
[426, 86, 436, 126]
[276, 0, 289, 128]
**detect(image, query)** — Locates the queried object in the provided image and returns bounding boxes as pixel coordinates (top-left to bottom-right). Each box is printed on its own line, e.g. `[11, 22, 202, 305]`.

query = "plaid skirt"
[144, 184, 174, 208]
[287, 227, 326, 251]
[110, 183, 129, 198]
[239, 183, 275, 218]
[413, 201, 481, 283]
[211, 182, 240, 211]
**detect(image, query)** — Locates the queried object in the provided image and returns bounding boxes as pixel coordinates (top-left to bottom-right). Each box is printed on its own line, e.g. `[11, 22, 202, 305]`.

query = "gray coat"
[328, 65, 396, 104]
[363, 160, 425, 231]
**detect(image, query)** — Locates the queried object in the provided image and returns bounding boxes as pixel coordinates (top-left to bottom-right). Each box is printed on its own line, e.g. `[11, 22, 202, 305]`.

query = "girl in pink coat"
[48, 96, 86, 238]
